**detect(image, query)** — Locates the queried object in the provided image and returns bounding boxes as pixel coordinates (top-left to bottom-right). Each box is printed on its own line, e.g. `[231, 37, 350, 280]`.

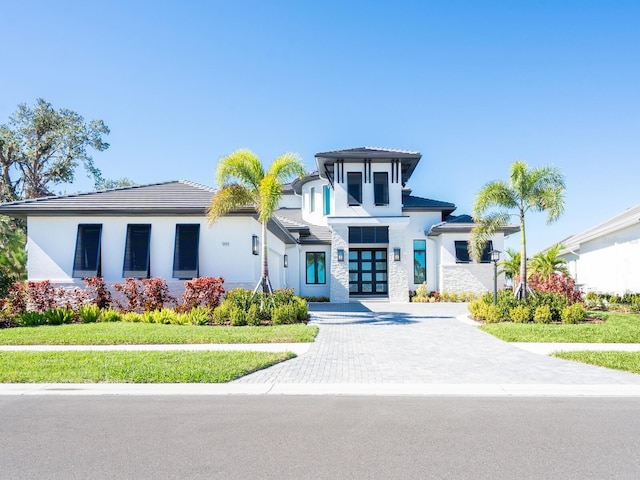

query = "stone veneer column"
[388, 224, 409, 302]
[329, 225, 349, 303]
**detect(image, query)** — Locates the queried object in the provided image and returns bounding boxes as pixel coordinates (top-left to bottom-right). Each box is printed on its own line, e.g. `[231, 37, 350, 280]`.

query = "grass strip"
[0, 350, 295, 383]
[479, 312, 640, 343]
[0, 323, 318, 345]
[553, 351, 640, 375]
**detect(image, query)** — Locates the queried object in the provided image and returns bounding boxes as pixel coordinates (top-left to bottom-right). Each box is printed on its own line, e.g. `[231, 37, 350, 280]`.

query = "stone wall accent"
[441, 264, 500, 294]
[388, 225, 409, 302]
[329, 225, 349, 303]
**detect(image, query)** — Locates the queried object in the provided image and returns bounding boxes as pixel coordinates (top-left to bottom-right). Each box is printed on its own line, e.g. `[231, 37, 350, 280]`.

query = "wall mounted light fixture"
[284, 254, 288, 268]
[393, 248, 401, 262]
[337, 249, 344, 262]
[252, 235, 259, 255]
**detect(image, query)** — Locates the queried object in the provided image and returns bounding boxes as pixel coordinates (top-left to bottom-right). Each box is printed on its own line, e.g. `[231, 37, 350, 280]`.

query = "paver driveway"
[235, 302, 640, 385]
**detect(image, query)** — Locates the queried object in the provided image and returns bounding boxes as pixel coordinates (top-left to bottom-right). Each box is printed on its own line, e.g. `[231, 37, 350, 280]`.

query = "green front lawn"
[0, 350, 295, 383]
[479, 312, 640, 343]
[553, 351, 640, 375]
[0, 322, 318, 345]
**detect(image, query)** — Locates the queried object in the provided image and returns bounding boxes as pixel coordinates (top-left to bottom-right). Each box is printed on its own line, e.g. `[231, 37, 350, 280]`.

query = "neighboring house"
[0, 147, 518, 302]
[557, 204, 640, 295]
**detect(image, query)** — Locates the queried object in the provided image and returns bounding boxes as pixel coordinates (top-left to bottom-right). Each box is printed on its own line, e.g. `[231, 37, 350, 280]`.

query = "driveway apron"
[235, 302, 640, 385]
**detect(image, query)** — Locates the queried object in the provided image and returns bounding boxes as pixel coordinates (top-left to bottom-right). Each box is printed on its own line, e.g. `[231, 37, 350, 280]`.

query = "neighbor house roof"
[427, 214, 520, 237]
[315, 146, 421, 185]
[0, 180, 216, 216]
[559, 203, 640, 254]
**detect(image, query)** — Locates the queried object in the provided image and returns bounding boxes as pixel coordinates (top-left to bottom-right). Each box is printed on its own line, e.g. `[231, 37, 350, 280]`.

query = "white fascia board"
[327, 216, 410, 226]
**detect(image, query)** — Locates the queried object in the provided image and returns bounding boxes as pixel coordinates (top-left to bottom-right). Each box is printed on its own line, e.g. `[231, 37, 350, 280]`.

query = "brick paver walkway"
[235, 302, 640, 385]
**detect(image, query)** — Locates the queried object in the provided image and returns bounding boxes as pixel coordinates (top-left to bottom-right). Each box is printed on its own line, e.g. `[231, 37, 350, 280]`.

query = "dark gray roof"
[427, 214, 520, 237]
[0, 180, 216, 216]
[274, 208, 332, 244]
[315, 146, 421, 185]
[402, 194, 456, 215]
[315, 146, 421, 158]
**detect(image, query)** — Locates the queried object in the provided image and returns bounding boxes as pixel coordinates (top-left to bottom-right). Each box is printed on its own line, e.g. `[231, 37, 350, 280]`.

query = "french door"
[348, 248, 388, 295]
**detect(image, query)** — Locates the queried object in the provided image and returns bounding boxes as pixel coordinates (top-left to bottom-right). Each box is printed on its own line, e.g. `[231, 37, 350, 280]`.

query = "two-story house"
[0, 147, 518, 302]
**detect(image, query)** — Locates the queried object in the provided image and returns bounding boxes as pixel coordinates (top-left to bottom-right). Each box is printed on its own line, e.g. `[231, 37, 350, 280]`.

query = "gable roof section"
[315, 146, 421, 185]
[427, 214, 520, 237]
[402, 194, 456, 215]
[274, 208, 332, 245]
[0, 181, 216, 216]
[560, 203, 640, 253]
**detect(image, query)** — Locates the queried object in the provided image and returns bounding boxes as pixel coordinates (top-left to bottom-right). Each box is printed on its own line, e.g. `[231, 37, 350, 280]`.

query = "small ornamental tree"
[83, 277, 113, 309]
[181, 276, 225, 310]
[528, 272, 582, 304]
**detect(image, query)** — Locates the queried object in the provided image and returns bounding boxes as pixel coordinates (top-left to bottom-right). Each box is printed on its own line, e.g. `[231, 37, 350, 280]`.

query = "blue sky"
[2, 1, 639, 254]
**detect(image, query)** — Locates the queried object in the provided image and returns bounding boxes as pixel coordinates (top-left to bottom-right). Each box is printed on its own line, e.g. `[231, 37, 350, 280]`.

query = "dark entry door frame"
[348, 248, 388, 296]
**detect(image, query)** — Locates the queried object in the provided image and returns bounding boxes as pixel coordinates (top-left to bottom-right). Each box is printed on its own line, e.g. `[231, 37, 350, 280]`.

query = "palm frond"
[207, 184, 255, 224]
[469, 211, 510, 261]
[472, 181, 516, 218]
[215, 149, 264, 190]
[267, 152, 306, 183]
[257, 175, 282, 223]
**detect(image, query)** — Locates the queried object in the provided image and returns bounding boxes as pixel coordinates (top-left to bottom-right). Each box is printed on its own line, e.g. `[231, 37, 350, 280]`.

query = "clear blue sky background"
[2, 0, 639, 255]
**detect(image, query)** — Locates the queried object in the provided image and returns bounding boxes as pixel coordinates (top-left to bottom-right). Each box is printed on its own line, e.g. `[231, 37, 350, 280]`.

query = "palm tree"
[529, 243, 570, 279]
[470, 160, 565, 299]
[498, 248, 521, 286]
[208, 149, 305, 295]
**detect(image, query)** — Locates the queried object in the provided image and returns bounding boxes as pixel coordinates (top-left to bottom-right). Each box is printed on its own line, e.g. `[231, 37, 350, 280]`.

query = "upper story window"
[454, 240, 493, 263]
[173, 224, 200, 279]
[73, 224, 102, 278]
[347, 172, 362, 206]
[323, 185, 331, 215]
[310, 187, 315, 212]
[123, 224, 151, 278]
[373, 172, 389, 206]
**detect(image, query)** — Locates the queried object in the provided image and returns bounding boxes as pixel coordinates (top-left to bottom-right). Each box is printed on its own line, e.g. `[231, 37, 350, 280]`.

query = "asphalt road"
[1, 396, 639, 479]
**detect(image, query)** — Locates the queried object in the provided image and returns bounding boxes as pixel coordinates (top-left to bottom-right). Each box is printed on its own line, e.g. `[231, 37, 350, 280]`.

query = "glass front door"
[348, 248, 388, 295]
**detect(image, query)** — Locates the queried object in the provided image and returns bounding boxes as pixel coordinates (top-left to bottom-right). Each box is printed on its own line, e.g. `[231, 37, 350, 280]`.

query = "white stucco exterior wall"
[26, 215, 290, 294]
[563, 223, 640, 295]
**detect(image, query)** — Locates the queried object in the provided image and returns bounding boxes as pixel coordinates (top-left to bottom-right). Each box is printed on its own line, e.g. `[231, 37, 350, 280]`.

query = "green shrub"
[99, 308, 122, 322]
[16, 311, 46, 327]
[533, 305, 552, 324]
[609, 295, 621, 304]
[468, 299, 486, 320]
[121, 312, 143, 323]
[272, 304, 298, 325]
[188, 306, 212, 325]
[79, 304, 101, 323]
[246, 304, 261, 326]
[224, 288, 255, 311]
[561, 303, 586, 324]
[483, 304, 501, 324]
[229, 307, 247, 326]
[526, 292, 569, 322]
[212, 302, 232, 325]
[45, 307, 74, 325]
[510, 305, 531, 323]
[293, 297, 308, 322]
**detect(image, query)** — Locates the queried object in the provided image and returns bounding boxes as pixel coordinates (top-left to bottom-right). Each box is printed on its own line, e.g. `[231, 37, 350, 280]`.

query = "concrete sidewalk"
[1, 301, 640, 397]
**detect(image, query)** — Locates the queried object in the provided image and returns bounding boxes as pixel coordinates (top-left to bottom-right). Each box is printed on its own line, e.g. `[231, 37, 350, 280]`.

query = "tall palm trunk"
[260, 219, 271, 294]
[517, 211, 528, 299]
